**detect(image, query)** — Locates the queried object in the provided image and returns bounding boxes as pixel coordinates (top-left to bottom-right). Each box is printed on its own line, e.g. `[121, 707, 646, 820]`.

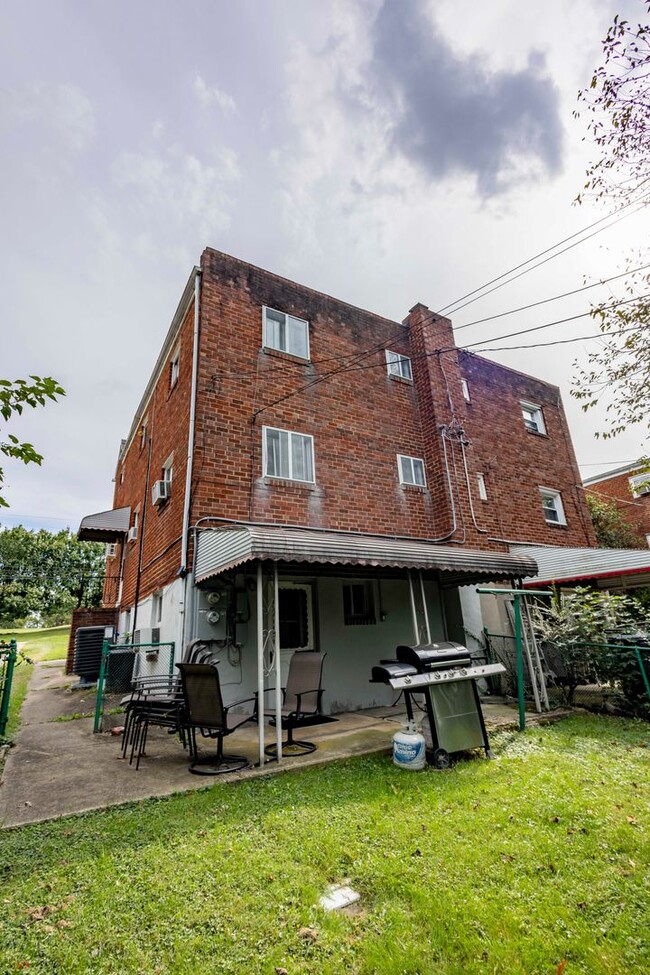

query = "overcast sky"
[2, 0, 648, 533]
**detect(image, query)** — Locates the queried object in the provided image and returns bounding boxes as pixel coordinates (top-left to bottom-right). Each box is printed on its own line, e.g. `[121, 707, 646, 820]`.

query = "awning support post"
[418, 571, 432, 644]
[273, 563, 282, 761]
[407, 571, 419, 643]
[256, 561, 265, 765]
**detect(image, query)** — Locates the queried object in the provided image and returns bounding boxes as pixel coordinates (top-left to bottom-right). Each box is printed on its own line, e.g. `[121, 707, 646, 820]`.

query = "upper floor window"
[461, 379, 471, 403]
[539, 487, 566, 526]
[398, 454, 426, 487]
[105, 543, 117, 559]
[263, 426, 315, 483]
[477, 473, 488, 501]
[385, 350, 413, 381]
[169, 347, 180, 388]
[263, 306, 310, 360]
[629, 473, 650, 498]
[151, 591, 163, 626]
[521, 401, 546, 435]
[140, 417, 148, 449]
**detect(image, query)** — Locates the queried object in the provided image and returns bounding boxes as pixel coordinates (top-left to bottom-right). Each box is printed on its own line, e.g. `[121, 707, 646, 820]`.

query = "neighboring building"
[78, 248, 595, 714]
[584, 462, 650, 547]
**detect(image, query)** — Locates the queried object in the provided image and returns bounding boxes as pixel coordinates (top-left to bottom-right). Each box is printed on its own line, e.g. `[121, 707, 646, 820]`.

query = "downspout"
[131, 435, 153, 638]
[177, 268, 202, 660]
[257, 561, 265, 765]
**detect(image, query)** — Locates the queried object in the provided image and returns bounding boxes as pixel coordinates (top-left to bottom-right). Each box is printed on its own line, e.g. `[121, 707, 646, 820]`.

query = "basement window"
[264, 426, 315, 483]
[398, 454, 426, 487]
[385, 350, 413, 381]
[263, 306, 310, 360]
[539, 487, 566, 526]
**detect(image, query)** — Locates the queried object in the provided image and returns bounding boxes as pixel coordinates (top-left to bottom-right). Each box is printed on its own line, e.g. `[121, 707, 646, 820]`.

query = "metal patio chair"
[260, 651, 327, 757]
[177, 662, 256, 775]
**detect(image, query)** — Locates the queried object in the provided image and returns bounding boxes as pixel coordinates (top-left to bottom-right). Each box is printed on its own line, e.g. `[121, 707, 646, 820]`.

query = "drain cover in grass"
[320, 884, 360, 911]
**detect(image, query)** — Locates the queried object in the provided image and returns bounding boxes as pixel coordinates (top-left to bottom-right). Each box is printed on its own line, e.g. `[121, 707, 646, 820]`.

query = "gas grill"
[371, 642, 505, 768]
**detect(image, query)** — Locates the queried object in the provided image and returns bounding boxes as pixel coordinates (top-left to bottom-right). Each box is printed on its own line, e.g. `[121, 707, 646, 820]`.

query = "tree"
[0, 526, 105, 627]
[586, 492, 647, 548]
[0, 376, 66, 507]
[572, 3, 650, 440]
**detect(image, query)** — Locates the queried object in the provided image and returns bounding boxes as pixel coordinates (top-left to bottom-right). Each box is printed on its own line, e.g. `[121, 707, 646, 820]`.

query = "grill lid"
[396, 642, 471, 671]
[371, 661, 418, 683]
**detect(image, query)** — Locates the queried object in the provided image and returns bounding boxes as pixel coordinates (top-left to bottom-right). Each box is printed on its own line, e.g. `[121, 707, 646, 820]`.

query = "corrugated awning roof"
[195, 525, 538, 585]
[511, 544, 650, 590]
[78, 506, 131, 542]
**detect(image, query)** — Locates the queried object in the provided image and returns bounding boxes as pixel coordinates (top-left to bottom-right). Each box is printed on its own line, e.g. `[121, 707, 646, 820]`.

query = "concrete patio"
[0, 659, 567, 829]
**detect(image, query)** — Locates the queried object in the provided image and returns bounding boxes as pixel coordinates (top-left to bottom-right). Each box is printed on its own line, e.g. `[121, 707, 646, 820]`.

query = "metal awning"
[195, 525, 538, 584]
[512, 544, 650, 591]
[78, 506, 131, 542]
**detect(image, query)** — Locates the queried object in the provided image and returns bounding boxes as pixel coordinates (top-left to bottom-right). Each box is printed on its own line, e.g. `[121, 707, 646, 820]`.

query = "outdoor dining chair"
[259, 650, 327, 757]
[176, 662, 256, 775]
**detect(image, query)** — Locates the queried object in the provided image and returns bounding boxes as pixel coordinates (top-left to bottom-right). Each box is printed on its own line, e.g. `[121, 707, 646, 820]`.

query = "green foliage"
[0, 527, 105, 627]
[532, 588, 650, 714]
[573, 4, 650, 440]
[0, 717, 648, 974]
[576, 3, 650, 205]
[0, 375, 65, 507]
[586, 492, 646, 548]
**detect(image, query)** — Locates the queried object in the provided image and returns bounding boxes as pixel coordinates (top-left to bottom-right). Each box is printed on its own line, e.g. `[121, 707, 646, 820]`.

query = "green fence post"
[93, 638, 111, 734]
[513, 595, 526, 731]
[0, 639, 17, 738]
[634, 647, 650, 703]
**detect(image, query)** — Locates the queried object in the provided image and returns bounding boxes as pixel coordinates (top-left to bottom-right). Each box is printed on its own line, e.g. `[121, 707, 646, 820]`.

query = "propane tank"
[392, 719, 426, 771]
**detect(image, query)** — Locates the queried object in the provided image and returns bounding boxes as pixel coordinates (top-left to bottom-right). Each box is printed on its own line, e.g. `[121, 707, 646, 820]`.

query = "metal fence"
[484, 630, 650, 718]
[93, 640, 175, 732]
[0, 639, 17, 739]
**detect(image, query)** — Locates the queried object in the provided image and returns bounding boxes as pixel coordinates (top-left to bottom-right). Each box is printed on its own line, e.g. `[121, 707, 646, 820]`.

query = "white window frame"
[162, 454, 173, 489]
[385, 349, 413, 381]
[521, 401, 546, 435]
[263, 306, 310, 360]
[477, 473, 487, 501]
[461, 379, 471, 403]
[105, 543, 117, 559]
[151, 591, 163, 626]
[646, 533, 650, 549]
[398, 454, 426, 487]
[539, 487, 566, 526]
[629, 473, 650, 498]
[140, 417, 148, 449]
[263, 426, 315, 483]
[169, 347, 180, 388]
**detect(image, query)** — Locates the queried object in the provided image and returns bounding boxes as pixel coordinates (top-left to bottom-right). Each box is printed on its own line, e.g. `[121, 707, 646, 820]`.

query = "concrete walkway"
[0, 660, 567, 829]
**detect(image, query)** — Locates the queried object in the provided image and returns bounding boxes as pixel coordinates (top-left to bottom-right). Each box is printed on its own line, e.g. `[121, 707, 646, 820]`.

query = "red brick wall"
[585, 469, 650, 540]
[65, 607, 118, 674]
[458, 351, 597, 547]
[104, 249, 596, 614]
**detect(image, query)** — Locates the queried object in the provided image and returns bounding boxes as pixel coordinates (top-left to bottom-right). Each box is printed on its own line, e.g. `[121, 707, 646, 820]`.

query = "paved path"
[0, 660, 567, 829]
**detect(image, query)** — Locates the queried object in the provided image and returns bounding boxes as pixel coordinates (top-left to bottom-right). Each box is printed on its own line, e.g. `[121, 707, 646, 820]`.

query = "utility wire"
[438, 189, 650, 317]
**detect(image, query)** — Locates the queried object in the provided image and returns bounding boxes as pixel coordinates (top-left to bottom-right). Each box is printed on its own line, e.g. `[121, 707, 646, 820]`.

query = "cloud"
[193, 74, 237, 114]
[371, 0, 564, 196]
[0, 81, 95, 155]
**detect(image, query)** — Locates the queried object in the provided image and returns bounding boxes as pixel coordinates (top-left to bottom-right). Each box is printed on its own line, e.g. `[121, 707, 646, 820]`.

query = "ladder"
[505, 597, 550, 712]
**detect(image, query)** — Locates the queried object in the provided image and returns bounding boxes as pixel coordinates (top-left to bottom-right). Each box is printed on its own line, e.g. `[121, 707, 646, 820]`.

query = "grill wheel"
[432, 748, 451, 770]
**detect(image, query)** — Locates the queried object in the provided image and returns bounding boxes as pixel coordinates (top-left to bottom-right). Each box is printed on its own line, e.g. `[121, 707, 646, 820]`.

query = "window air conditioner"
[152, 479, 170, 505]
[127, 526, 138, 542]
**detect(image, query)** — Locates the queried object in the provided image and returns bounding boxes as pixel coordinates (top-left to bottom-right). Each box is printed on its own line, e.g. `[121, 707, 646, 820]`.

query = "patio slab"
[0, 661, 570, 829]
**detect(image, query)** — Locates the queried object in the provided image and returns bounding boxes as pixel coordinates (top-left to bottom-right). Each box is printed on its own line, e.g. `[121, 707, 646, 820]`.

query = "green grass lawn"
[1, 626, 70, 741]
[0, 715, 648, 975]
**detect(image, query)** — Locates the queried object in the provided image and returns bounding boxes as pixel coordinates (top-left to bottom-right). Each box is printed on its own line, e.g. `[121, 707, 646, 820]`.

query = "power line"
[438, 190, 650, 317]
[467, 323, 640, 354]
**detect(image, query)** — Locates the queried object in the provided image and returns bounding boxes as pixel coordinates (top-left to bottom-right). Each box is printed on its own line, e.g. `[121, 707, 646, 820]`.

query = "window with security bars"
[398, 454, 426, 487]
[343, 582, 376, 626]
[385, 349, 413, 381]
[263, 427, 315, 483]
[263, 306, 310, 359]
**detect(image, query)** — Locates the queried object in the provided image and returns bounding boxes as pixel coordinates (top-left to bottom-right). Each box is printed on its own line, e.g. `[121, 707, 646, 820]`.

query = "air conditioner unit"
[152, 479, 170, 505]
[133, 627, 160, 645]
[127, 526, 138, 542]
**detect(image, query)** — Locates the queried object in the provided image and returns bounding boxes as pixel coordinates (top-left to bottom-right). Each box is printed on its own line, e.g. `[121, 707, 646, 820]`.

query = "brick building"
[583, 463, 650, 547]
[79, 248, 595, 716]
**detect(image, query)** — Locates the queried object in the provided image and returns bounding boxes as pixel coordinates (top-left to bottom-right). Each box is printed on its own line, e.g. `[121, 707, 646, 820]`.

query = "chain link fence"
[484, 630, 650, 717]
[94, 641, 175, 732]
